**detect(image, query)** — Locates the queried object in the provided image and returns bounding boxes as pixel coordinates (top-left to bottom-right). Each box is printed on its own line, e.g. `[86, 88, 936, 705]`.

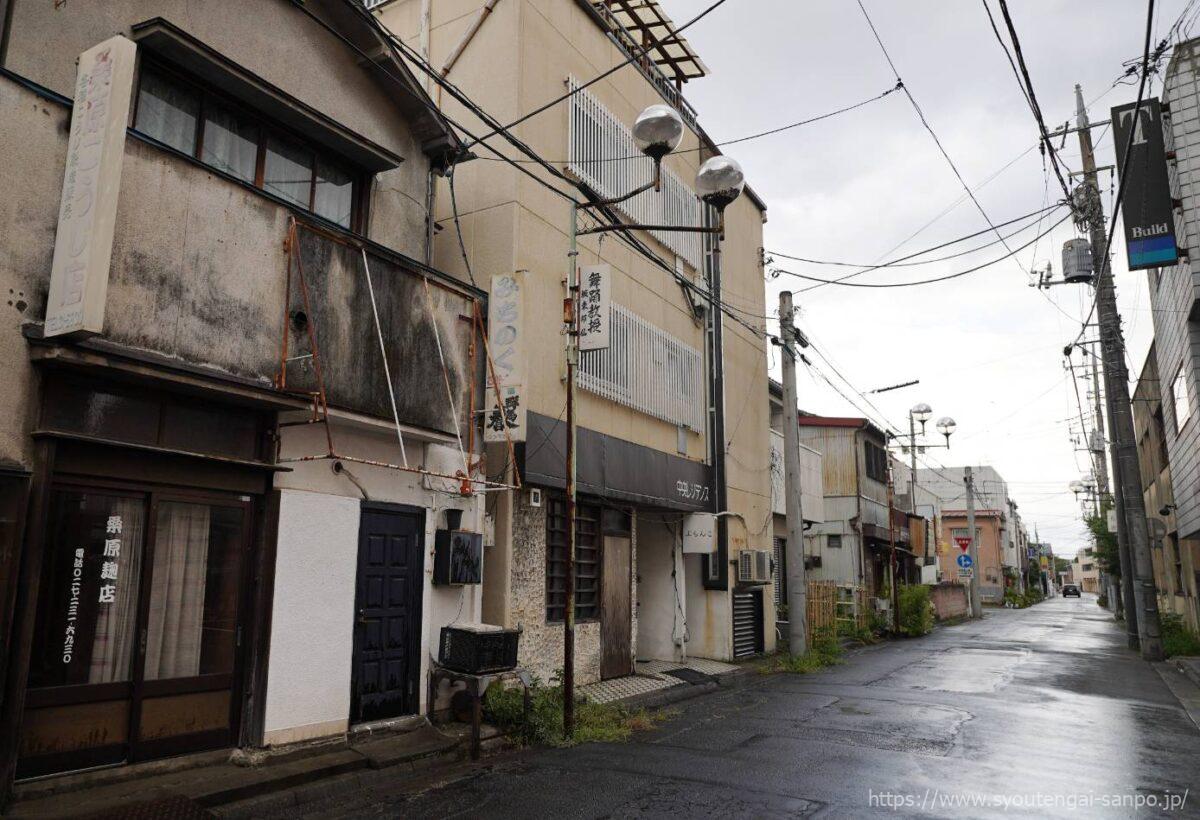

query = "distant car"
[1062, 584, 1081, 597]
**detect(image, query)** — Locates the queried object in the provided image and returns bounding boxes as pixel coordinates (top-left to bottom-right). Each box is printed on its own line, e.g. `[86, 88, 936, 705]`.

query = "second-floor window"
[864, 441, 888, 483]
[1173, 363, 1191, 433]
[134, 62, 359, 229]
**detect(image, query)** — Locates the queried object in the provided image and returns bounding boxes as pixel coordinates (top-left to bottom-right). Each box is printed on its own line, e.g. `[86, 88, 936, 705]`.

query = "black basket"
[439, 626, 520, 675]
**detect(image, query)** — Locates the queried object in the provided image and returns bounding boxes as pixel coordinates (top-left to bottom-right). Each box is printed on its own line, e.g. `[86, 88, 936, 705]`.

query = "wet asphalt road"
[246, 595, 1200, 818]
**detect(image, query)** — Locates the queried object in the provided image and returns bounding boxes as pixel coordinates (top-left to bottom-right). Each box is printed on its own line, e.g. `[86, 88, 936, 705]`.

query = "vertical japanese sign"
[577, 264, 611, 352]
[485, 271, 527, 443]
[45, 36, 137, 337]
[1111, 97, 1179, 270]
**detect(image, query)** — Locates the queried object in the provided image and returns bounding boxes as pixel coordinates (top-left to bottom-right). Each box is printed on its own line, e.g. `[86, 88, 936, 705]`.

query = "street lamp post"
[561, 105, 745, 738]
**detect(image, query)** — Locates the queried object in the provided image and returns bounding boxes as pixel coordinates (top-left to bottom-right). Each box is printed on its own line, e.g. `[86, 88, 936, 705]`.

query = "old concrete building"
[0, 0, 491, 794]
[375, 0, 773, 675]
[1134, 344, 1199, 630]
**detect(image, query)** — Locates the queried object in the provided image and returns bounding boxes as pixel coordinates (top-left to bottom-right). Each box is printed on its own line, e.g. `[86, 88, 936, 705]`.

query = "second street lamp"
[561, 105, 745, 738]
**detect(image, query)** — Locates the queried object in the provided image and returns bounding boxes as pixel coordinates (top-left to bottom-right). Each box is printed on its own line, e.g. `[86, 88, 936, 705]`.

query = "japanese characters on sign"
[45, 36, 137, 337]
[577, 264, 611, 352]
[676, 480, 711, 503]
[62, 549, 85, 664]
[98, 514, 122, 605]
[681, 512, 717, 554]
[485, 271, 527, 443]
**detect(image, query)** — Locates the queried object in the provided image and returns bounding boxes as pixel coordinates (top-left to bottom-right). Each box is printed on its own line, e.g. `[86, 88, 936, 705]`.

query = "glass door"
[19, 486, 251, 778]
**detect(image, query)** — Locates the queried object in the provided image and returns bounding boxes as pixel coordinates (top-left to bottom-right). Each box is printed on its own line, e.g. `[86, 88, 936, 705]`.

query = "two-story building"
[374, 0, 773, 676]
[0, 0, 491, 795]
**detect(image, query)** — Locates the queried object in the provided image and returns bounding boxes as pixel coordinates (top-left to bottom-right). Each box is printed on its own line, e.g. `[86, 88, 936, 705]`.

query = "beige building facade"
[376, 0, 773, 679]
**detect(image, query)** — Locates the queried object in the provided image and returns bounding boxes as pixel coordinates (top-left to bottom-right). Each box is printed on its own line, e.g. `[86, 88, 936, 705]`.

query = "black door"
[352, 505, 424, 723]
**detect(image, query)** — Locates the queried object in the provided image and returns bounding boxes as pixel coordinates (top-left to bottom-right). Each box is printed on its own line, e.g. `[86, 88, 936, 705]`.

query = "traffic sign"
[954, 536, 972, 553]
[956, 553, 974, 569]
[959, 567, 974, 580]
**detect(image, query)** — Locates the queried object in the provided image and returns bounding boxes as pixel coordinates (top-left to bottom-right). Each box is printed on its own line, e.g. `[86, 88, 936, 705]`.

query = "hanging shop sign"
[1111, 97, 1180, 271]
[682, 512, 717, 554]
[45, 36, 138, 337]
[577, 264, 611, 352]
[485, 271, 527, 443]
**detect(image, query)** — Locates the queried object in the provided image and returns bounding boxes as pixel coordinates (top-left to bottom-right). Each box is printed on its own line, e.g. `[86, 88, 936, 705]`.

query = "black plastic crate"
[439, 625, 520, 674]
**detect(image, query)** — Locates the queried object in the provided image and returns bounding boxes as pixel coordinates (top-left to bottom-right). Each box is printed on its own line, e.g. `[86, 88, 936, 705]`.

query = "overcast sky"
[668, 0, 1192, 554]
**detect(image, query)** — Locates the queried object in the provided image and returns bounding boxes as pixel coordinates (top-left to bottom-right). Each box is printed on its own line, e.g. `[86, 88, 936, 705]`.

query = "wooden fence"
[806, 581, 869, 635]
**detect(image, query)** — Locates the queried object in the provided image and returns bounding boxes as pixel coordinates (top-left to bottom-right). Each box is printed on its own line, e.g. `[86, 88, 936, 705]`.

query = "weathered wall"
[636, 517, 683, 662]
[930, 583, 968, 621]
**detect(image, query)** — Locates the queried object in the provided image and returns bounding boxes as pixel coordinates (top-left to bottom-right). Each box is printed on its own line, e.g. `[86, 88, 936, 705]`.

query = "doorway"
[351, 504, 424, 723]
[600, 534, 632, 680]
[19, 485, 252, 778]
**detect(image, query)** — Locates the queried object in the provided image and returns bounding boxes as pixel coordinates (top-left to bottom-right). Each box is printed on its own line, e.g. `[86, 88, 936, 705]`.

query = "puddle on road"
[872, 648, 1028, 694]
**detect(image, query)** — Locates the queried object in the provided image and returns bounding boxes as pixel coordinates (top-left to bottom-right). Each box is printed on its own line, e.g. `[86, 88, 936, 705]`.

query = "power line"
[469, 0, 734, 146]
[767, 203, 1061, 270]
[773, 211, 1072, 288]
[477, 82, 903, 164]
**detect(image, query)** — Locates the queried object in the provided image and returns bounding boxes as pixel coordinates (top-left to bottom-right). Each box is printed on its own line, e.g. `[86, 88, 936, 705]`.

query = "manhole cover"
[663, 667, 714, 685]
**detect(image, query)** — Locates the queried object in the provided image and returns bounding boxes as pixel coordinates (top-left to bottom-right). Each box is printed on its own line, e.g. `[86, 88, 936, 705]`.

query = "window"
[133, 62, 360, 229]
[546, 497, 600, 622]
[827, 534, 842, 549]
[1173, 364, 1191, 433]
[864, 441, 888, 483]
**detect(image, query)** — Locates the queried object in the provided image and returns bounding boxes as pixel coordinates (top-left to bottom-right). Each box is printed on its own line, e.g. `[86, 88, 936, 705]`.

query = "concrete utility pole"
[887, 459, 900, 632]
[1074, 84, 1162, 660]
[779, 291, 808, 654]
[965, 466, 982, 618]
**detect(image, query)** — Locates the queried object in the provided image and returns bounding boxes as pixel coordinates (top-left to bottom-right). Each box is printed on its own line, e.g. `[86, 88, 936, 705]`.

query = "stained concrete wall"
[930, 583, 968, 621]
[266, 421, 484, 744]
[636, 517, 684, 663]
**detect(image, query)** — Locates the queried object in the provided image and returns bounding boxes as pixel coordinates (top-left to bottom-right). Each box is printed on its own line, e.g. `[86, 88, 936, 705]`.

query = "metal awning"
[594, 0, 708, 84]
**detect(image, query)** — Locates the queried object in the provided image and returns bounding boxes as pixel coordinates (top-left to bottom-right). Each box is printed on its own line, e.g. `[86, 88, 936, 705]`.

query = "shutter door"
[732, 590, 764, 658]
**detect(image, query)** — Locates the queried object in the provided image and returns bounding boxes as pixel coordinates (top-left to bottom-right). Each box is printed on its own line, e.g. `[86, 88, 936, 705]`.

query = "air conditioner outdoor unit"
[737, 549, 771, 585]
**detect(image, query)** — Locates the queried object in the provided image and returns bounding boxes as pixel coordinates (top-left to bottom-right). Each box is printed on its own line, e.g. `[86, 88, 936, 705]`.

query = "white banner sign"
[485, 271, 526, 443]
[45, 36, 137, 338]
[577, 264, 611, 352]
[681, 512, 717, 554]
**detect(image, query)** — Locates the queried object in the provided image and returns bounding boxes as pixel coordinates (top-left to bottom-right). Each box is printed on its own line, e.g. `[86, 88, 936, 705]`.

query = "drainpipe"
[441, 0, 502, 83]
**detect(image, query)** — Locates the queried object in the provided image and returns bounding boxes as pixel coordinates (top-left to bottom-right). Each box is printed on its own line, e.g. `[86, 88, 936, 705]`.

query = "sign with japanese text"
[954, 536, 972, 553]
[485, 271, 527, 443]
[1111, 97, 1179, 271]
[682, 512, 717, 554]
[577, 264, 611, 352]
[45, 36, 137, 337]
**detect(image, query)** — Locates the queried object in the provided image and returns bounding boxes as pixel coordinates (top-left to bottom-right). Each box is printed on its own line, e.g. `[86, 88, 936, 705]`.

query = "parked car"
[1062, 584, 1081, 598]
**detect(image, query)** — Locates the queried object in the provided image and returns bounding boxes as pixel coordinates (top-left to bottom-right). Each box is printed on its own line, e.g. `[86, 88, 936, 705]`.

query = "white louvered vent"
[566, 78, 704, 272]
[578, 304, 705, 432]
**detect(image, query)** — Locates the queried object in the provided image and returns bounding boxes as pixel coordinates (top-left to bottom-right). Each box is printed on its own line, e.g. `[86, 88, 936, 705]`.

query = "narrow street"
[228, 596, 1200, 819]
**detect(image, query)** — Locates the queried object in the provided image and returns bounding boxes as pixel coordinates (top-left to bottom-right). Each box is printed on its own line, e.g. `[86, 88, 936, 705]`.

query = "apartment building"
[375, 0, 772, 675]
[1070, 548, 1102, 593]
[0, 0, 485, 796]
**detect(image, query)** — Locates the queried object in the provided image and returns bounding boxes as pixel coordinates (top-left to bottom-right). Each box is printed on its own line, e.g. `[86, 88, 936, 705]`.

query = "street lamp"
[935, 416, 957, 447]
[562, 105, 744, 738]
[911, 402, 932, 433]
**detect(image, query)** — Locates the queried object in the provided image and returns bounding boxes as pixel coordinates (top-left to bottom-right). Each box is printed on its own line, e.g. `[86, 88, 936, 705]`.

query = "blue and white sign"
[956, 553, 974, 569]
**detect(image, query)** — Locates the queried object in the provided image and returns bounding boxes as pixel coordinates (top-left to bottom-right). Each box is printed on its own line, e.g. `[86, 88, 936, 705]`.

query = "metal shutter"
[732, 591, 764, 658]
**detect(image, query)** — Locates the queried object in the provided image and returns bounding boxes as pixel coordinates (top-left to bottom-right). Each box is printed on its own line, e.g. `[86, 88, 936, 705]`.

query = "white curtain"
[88, 497, 145, 684]
[201, 106, 257, 183]
[144, 502, 210, 680]
[135, 70, 198, 155]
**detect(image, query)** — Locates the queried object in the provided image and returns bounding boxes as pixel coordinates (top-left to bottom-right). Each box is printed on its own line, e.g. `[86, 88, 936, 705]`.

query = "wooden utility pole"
[1074, 84, 1162, 659]
[779, 291, 808, 653]
[965, 466, 981, 618]
[887, 459, 899, 633]
[563, 205, 578, 737]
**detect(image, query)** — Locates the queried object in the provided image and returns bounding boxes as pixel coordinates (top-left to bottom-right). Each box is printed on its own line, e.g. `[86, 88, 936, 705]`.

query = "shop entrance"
[19, 484, 252, 778]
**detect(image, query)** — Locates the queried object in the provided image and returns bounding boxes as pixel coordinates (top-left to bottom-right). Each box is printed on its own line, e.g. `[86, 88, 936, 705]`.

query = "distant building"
[1070, 548, 1101, 593]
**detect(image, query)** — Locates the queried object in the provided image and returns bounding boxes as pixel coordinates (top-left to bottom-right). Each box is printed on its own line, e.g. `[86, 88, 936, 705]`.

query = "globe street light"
[935, 416, 957, 447]
[632, 104, 684, 182]
[911, 402, 933, 431]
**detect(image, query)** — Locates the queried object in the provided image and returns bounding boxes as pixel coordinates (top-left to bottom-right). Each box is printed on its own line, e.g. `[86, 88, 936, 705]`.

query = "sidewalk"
[577, 657, 742, 706]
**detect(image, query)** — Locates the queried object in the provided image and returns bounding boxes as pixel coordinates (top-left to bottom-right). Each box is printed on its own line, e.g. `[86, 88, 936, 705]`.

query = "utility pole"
[1075, 84, 1162, 660]
[562, 205, 578, 738]
[908, 412, 919, 514]
[965, 466, 981, 618]
[887, 459, 900, 632]
[779, 291, 808, 653]
[1086, 345, 1124, 618]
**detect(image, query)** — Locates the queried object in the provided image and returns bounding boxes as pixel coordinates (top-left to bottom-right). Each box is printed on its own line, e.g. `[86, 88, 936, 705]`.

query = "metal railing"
[578, 303, 705, 431]
[567, 78, 704, 271]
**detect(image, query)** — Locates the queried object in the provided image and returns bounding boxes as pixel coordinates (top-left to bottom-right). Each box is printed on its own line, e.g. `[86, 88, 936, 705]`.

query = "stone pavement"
[578, 657, 740, 704]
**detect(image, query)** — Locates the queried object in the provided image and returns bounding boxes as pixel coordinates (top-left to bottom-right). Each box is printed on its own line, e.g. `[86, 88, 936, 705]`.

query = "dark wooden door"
[352, 505, 424, 723]
[600, 535, 632, 680]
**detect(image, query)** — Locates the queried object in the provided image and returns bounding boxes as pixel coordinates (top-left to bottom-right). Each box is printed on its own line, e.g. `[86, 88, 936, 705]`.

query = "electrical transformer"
[1062, 238, 1094, 284]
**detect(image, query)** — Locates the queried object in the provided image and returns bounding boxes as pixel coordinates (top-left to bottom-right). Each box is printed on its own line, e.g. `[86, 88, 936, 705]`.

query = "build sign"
[1111, 98, 1179, 270]
[485, 271, 526, 442]
[45, 36, 137, 337]
[577, 264, 611, 351]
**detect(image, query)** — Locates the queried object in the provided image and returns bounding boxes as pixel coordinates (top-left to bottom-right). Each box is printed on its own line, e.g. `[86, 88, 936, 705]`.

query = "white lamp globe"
[696, 156, 745, 210]
[632, 104, 684, 160]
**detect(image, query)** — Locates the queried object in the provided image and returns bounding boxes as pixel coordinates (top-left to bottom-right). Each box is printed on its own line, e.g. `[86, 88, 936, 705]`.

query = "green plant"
[482, 678, 671, 747]
[1085, 501, 1121, 579]
[898, 584, 934, 636]
[1096, 592, 1108, 609]
[1161, 612, 1200, 658]
[837, 618, 877, 645]
[1003, 587, 1024, 608]
[771, 627, 844, 673]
